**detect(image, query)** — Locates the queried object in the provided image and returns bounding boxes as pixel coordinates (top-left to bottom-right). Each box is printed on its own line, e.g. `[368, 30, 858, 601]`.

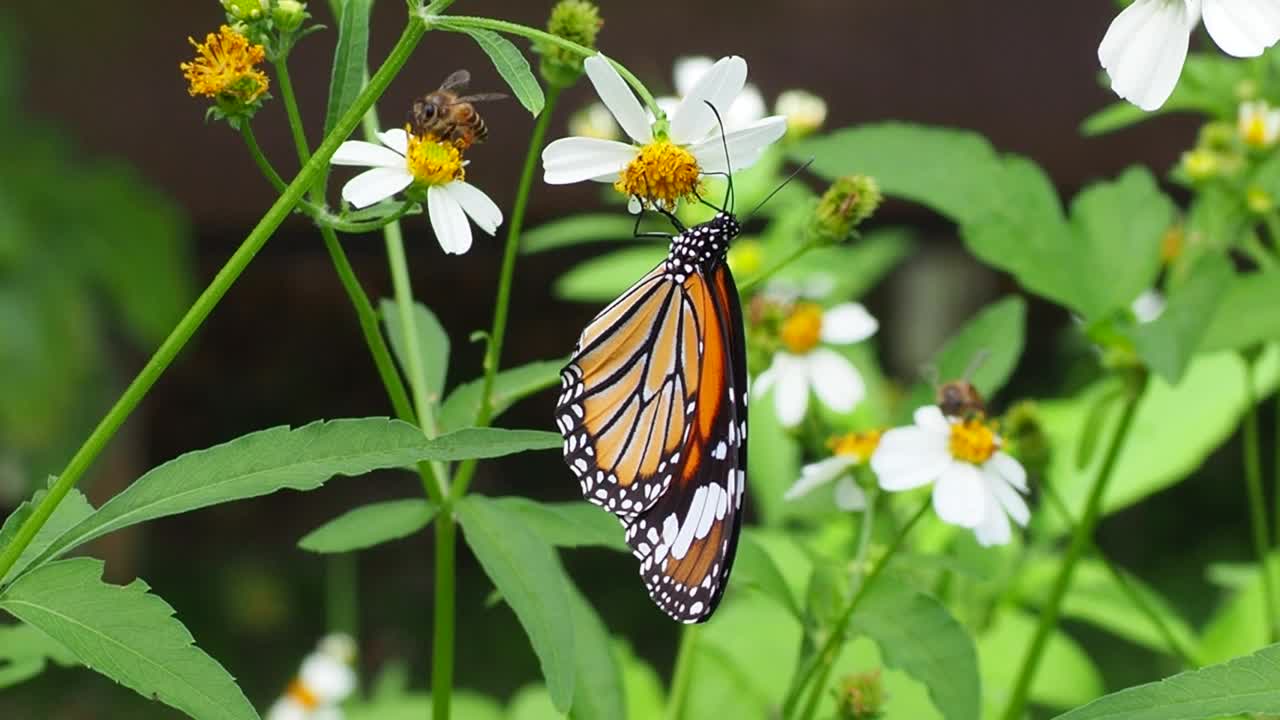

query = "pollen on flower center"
[949, 417, 998, 465]
[614, 141, 701, 208]
[406, 133, 465, 186]
[829, 430, 882, 463]
[180, 25, 269, 104]
[780, 302, 824, 354]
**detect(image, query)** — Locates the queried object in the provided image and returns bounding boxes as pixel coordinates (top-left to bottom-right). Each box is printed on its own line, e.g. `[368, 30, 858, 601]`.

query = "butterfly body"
[557, 212, 747, 623]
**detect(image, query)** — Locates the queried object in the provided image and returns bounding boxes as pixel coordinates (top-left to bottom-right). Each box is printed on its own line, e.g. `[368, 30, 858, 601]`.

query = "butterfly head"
[666, 211, 742, 279]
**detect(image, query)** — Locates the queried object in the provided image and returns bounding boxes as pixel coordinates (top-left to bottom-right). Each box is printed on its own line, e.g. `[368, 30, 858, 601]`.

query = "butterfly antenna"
[702, 100, 734, 215]
[744, 157, 815, 223]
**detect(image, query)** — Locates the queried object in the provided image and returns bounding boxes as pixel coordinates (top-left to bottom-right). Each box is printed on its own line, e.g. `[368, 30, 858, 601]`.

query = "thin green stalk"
[1275, 393, 1280, 550]
[274, 58, 314, 167]
[0, 18, 428, 584]
[449, 87, 561, 500]
[740, 239, 819, 295]
[784, 497, 931, 720]
[665, 624, 702, 720]
[326, 553, 359, 635]
[1000, 370, 1150, 720]
[432, 508, 458, 720]
[1244, 389, 1278, 642]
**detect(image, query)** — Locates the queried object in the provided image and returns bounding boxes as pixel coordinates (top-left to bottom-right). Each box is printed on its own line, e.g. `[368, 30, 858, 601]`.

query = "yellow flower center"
[406, 133, 465, 186]
[948, 417, 998, 465]
[1243, 114, 1272, 148]
[180, 25, 269, 104]
[828, 430, 882, 463]
[613, 141, 701, 208]
[780, 302, 824, 354]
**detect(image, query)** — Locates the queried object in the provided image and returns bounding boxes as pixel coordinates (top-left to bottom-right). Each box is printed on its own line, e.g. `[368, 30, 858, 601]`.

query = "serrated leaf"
[324, 0, 372, 137]
[521, 215, 642, 254]
[1199, 270, 1280, 352]
[734, 531, 801, 619]
[298, 498, 437, 553]
[457, 495, 575, 711]
[438, 359, 565, 433]
[34, 421, 559, 565]
[0, 558, 257, 720]
[1052, 643, 1280, 720]
[0, 483, 94, 586]
[381, 299, 450, 402]
[458, 28, 544, 116]
[554, 247, 667, 303]
[848, 579, 981, 720]
[484, 497, 626, 552]
[1127, 253, 1233, 384]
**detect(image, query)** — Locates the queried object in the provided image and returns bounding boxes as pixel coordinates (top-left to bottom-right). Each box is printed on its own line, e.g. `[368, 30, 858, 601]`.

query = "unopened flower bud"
[222, 0, 265, 20]
[536, 0, 603, 88]
[1180, 148, 1218, 181]
[776, 89, 827, 140]
[834, 670, 885, 720]
[1198, 121, 1235, 152]
[272, 0, 308, 31]
[810, 175, 881, 245]
[1247, 186, 1274, 215]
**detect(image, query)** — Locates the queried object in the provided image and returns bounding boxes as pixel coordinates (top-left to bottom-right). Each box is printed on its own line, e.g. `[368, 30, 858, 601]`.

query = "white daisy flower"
[1098, 0, 1280, 112]
[784, 430, 883, 511]
[541, 53, 787, 212]
[330, 128, 502, 255]
[753, 302, 878, 427]
[266, 634, 358, 720]
[775, 89, 828, 138]
[870, 406, 1030, 547]
[657, 55, 768, 132]
[1238, 100, 1280, 148]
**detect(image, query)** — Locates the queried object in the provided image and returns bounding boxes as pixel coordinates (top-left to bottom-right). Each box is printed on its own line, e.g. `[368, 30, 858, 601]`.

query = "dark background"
[3, 1, 1250, 718]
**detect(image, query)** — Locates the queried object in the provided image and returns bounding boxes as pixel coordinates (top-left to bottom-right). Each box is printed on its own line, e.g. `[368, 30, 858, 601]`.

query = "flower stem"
[999, 370, 1149, 720]
[273, 57, 314, 168]
[0, 18, 428, 585]
[326, 553, 359, 635]
[449, 86, 561, 500]
[784, 497, 931, 720]
[665, 624, 701, 720]
[740, 238, 820, 295]
[432, 503, 458, 720]
[1243, 369, 1278, 643]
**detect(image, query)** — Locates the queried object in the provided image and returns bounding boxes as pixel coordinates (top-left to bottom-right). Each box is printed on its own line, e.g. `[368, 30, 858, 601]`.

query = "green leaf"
[565, 580, 625, 720]
[34, 420, 559, 566]
[0, 623, 78, 689]
[1080, 55, 1246, 136]
[746, 385, 802, 526]
[457, 495, 575, 711]
[1127, 253, 1233, 383]
[1200, 270, 1280, 352]
[0, 483, 94, 586]
[849, 579, 981, 720]
[1200, 555, 1278, 664]
[0, 558, 257, 720]
[347, 691, 504, 720]
[298, 498, 437, 553]
[554, 246, 667, 303]
[522, 215, 643, 254]
[901, 296, 1027, 418]
[733, 531, 801, 619]
[458, 29, 545, 116]
[381, 299, 450, 402]
[980, 607, 1103, 712]
[324, 0, 372, 137]
[483, 497, 626, 552]
[439, 359, 565, 433]
[1052, 643, 1280, 720]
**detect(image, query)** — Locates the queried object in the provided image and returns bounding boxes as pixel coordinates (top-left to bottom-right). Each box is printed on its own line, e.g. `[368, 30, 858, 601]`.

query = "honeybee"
[933, 350, 990, 419]
[408, 69, 507, 149]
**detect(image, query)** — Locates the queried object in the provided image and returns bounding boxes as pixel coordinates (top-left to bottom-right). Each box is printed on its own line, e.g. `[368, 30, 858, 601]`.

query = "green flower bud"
[809, 175, 881, 245]
[833, 670, 885, 720]
[222, 0, 266, 20]
[1180, 148, 1219, 181]
[1247, 186, 1275, 215]
[1197, 120, 1236, 152]
[535, 0, 603, 88]
[272, 0, 308, 31]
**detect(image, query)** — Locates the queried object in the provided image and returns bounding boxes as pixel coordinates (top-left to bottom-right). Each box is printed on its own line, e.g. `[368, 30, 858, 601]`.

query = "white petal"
[585, 54, 653, 144]
[1203, 0, 1280, 56]
[443, 181, 502, 235]
[542, 137, 635, 185]
[627, 195, 642, 214]
[932, 463, 986, 529]
[773, 354, 810, 427]
[913, 405, 952, 436]
[671, 56, 748, 144]
[331, 140, 405, 168]
[341, 167, 413, 208]
[691, 116, 788, 173]
[1098, 0, 1196, 111]
[673, 56, 715, 97]
[987, 451, 1028, 492]
[378, 128, 410, 156]
[987, 465, 1032, 527]
[728, 84, 767, 129]
[786, 456, 856, 500]
[427, 184, 473, 255]
[752, 365, 778, 397]
[974, 494, 1013, 547]
[870, 427, 951, 491]
[820, 303, 879, 344]
[834, 475, 868, 511]
[806, 348, 865, 413]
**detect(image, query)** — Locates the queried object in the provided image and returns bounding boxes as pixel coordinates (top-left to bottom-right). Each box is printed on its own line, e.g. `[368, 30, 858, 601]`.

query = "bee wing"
[452, 92, 508, 104]
[439, 69, 472, 92]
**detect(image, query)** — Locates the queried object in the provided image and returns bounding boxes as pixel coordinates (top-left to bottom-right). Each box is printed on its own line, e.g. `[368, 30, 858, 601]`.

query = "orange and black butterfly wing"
[557, 264, 702, 522]
[623, 263, 747, 623]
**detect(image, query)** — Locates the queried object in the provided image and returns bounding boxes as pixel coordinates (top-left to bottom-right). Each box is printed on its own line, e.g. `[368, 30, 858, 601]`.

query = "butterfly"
[555, 110, 749, 623]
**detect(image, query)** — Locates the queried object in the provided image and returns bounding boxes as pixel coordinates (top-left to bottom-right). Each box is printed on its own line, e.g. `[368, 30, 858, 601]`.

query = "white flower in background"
[330, 128, 502, 255]
[266, 634, 358, 720]
[1098, 0, 1280, 112]
[542, 54, 787, 212]
[1132, 289, 1166, 323]
[1238, 100, 1280, 148]
[785, 430, 883, 511]
[870, 406, 1030, 547]
[655, 55, 768, 131]
[775, 89, 828, 138]
[567, 101, 622, 141]
[754, 302, 878, 427]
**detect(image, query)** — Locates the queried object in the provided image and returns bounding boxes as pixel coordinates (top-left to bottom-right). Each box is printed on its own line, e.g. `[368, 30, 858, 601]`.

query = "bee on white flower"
[266, 634, 358, 720]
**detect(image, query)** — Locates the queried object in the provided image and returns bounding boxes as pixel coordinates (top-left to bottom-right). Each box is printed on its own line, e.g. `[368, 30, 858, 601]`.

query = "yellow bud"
[1181, 148, 1219, 181]
[1247, 186, 1274, 215]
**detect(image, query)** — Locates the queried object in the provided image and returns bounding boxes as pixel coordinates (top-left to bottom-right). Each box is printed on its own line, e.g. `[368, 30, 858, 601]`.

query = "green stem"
[428, 14, 662, 121]
[784, 497, 931, 720]
[665, 624, 702, 720]
[1275, 392, 1280, 551]
[1243, 373, 1278, 643]
[449, 87, 561, 500]
[274, 57, 314, 167]
[326, 553, 359, 635]
[0, 18, 428, 585]
[432, 507, 458, 720]
[1000, 370, 1150, 720]
[740, 238, 820, 295]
